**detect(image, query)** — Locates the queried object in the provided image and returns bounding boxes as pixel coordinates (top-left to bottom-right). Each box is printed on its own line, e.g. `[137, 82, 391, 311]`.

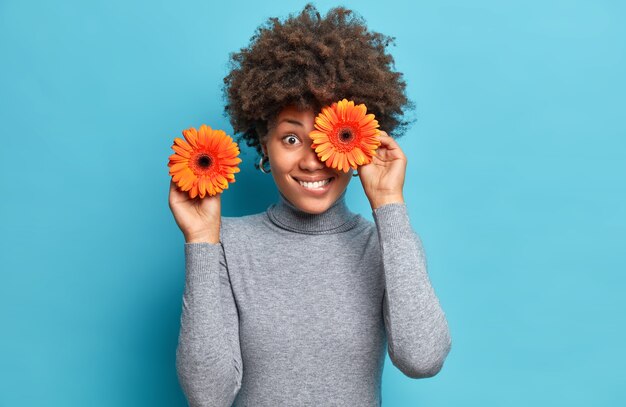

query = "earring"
[352, 170, 358, 177]
[259, 155, 271, 174]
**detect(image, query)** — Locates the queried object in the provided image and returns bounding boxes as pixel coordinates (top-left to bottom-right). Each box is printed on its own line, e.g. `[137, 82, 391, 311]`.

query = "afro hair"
[221, 2, 416, 170]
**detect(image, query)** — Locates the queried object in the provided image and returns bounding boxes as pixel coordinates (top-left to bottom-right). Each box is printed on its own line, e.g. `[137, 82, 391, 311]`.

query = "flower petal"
[189, 184, 199, 199]
[314, 142, 333, 153]
[320, 149, 334, 162]
[172, 171, 184, 182]
[183, 128, 199, 149]
[346, 150, 357, 168]
[172, 144, 191, 158]
[215, 174, 228, 189]
[352, 104, 367, 122]
[315, 115, 334, 132]
[174, 137, 192, 151]
[352, 147, 366, 165]
[207, 180, 216, 196]
[170, 162, 189, 173]
[198, 176, 207, 197]
[198, 125, 209, 147]
[343, 154, 350, 171]
[326, 104, 339, 124]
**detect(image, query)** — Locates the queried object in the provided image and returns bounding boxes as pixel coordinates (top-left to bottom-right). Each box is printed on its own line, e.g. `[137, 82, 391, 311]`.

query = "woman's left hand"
[356, 130, 407, 210]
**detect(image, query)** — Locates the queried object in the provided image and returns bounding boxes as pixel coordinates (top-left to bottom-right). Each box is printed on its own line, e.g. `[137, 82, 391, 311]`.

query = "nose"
[299, 137, 325, 171]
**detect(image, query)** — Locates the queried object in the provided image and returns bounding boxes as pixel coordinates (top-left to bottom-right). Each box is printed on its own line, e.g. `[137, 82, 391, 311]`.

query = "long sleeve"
[176, 242, 243, 406]
[372, 202, 452, 379]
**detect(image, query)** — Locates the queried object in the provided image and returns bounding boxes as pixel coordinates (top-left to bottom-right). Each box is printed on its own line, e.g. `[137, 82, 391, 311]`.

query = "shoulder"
[356, 214, 376, 233]
[351, 214, 380, 245]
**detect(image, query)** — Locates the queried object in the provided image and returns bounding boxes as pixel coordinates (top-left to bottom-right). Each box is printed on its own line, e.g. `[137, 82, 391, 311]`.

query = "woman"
[169, 4, 451, 406]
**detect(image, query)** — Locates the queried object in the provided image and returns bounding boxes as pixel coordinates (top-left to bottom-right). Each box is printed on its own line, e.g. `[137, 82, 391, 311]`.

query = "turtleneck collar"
[266, 188, 361, 235]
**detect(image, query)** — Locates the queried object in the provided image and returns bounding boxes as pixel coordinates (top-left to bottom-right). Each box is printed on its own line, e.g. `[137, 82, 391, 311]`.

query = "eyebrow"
[279, 118, 303, 127]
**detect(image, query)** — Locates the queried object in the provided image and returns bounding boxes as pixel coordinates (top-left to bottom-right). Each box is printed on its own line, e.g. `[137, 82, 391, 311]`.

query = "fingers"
[376, 130, 399, 150]
[374, 130, 407, 163]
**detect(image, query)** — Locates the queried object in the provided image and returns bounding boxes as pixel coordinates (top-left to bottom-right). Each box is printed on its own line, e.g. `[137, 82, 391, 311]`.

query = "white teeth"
[298, 178, 331, 189]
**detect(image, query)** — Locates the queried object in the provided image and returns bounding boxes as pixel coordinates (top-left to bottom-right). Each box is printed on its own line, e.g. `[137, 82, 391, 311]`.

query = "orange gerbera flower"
[167, 124, 242, 199]
[309, 98, 382, 172]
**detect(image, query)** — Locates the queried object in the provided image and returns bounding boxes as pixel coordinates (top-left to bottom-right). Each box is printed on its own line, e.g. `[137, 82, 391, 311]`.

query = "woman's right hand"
[168, 179, 221, 244]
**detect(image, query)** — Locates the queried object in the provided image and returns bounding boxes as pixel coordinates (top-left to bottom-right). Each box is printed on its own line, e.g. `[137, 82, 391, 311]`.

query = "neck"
[266, 189, 360, 234]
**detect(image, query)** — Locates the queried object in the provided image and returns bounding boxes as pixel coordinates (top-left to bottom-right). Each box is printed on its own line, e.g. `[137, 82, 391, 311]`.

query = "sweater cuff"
[372, 202, 414, 241]
[184, 242, 221, 284]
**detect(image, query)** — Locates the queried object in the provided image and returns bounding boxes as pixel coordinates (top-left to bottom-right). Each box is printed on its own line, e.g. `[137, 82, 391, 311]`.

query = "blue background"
[1, 0, 624, 405]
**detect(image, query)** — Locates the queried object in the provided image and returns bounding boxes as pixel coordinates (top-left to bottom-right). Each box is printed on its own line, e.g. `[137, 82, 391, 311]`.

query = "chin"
[298, 200, 330, 215]
[283, 194, 327, 214]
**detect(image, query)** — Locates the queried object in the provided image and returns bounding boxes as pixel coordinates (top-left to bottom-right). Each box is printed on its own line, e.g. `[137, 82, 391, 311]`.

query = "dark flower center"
[339, 128, 354, 143]
[197, 154, 212, 168]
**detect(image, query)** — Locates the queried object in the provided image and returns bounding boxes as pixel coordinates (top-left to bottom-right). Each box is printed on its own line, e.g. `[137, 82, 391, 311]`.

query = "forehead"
[276, 104, 315, 122]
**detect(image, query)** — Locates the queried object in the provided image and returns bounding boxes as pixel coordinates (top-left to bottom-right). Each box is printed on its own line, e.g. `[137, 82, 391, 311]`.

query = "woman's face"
[261, 104, 353, 214]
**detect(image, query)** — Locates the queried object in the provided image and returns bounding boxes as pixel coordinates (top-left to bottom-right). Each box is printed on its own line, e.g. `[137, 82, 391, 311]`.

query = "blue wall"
[1, 0, 624, 405]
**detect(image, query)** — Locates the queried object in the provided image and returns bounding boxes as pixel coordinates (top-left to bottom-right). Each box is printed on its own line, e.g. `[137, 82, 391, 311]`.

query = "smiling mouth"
[291, 175, 335, 189]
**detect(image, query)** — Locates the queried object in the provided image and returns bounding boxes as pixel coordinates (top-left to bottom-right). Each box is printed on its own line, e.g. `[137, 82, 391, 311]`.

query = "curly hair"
[221, 2, 416, 170]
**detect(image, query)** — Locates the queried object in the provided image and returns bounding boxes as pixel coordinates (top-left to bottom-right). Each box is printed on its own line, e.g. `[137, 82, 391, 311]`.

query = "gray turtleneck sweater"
[175, 189, 451, 407]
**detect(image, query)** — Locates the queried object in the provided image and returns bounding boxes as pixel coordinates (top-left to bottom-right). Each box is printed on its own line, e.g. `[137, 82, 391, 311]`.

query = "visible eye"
[282, 134, 301, 146]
